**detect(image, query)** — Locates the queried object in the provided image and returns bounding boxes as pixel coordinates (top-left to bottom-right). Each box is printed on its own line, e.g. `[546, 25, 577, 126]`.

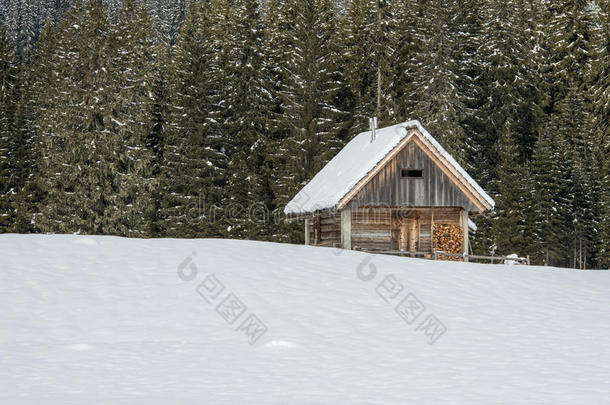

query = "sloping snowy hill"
[1, 234, 609, 404]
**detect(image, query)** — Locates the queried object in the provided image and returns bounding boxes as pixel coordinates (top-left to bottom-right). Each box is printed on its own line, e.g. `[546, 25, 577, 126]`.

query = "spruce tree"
[599, 159, 610, 268]
[35, 0, 156, 235]
[38, 1, 109, 233]
[591, 1, 610, 143]
[588, 0, 610, 267]
[491, 125, 536, 258]
[263, 0, 298, 242]
[544, 0, 597, 115]
[214, 0, 274, 239]
[0, 26, 19, 231]
[402, 0, 473, 166]
[530, 123, 574, 266]
[160, 0, 227, 237]
[267, 0, 346, 242]
[563, 87, 601, 268]
[385, 0, 418, 123]
[338, 0, 392, 133]
[146, 45, 169, 236]
[472, 0, 545, 186]
[147, 0, 190, 44]
[101, 0, 158, 236]
[4, 0, 38, 61]
[541, 0, 603, 267]
[10, 20, 57, 233]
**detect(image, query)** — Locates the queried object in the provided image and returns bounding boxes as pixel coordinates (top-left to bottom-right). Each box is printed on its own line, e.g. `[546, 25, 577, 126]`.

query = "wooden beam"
[431, 207, 434, 252]
[304, 219, 310, 245]
[409, 219, 418, 255]
[462, 209, 469, 260]
[400, 221, 408, 252]
[313, 215, 321, 245]
[341, 208, 352, 250]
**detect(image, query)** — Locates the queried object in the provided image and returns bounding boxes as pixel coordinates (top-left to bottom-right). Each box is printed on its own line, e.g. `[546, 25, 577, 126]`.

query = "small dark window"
[401, 168, 423, 178]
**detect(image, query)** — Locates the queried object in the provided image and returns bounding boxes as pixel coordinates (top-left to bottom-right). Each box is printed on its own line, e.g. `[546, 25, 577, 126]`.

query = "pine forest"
[1, 0, 610, 269]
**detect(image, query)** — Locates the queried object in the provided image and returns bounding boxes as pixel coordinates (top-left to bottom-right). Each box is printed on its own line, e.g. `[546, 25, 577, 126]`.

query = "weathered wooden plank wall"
[350, 206, 462, 253]
[307, 212, 341, 247]
[307, 206, 463, 253]
[347, 140, 479, 212]
[352, 207, 392, 251]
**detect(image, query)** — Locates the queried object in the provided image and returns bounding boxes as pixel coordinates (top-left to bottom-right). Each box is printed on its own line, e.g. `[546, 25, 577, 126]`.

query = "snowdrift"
[1, 234, 609, 404]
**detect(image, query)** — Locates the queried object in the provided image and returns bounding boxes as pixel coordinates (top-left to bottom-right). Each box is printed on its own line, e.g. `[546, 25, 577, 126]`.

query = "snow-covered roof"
[284, 120, 495, 215]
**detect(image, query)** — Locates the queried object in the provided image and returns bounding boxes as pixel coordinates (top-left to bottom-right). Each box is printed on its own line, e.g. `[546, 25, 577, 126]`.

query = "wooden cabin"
[284, 120, 495, 257]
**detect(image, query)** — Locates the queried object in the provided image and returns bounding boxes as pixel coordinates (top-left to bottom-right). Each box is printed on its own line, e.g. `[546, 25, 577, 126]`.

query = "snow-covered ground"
[1, 234, 609, 404]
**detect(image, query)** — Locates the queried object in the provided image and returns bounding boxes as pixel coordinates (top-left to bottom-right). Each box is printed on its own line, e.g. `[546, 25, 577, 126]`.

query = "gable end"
[338, 129, 490, 213]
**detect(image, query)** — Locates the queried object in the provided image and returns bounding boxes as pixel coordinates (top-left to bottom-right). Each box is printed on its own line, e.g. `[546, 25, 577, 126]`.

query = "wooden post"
[409, 219, 418, 256]
[341, 208, 352, 250]
[313, 216, 321, 245]
[430, 207, 434, 252]
[400, 221, 408, 252]
[304, 218, 310, 245]
[462, 209, 469, 262]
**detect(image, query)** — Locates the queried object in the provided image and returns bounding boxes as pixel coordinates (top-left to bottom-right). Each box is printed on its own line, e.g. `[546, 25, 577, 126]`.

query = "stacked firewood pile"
[433, 224, 463, 261]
